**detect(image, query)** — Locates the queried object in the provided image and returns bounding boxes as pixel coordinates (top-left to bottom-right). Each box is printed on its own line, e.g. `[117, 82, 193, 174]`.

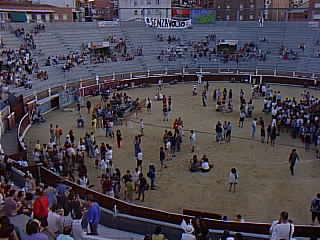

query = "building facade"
[95, 0, 118, 20]
[0, 1, 73, 22]
[119, 0, 171, 21]
[31, 0, 76, 8]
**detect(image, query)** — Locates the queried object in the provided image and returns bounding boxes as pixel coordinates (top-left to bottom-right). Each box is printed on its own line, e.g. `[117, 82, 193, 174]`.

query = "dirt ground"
[25, 82, 320, 225]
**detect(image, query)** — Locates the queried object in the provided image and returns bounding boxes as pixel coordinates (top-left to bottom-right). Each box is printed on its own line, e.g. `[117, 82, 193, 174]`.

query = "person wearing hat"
[181, 224, 196, 240]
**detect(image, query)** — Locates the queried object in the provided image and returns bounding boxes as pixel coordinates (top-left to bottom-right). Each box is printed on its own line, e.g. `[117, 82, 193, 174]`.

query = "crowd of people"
[0, 47, 36, 88]
[256, 84, 320, 155]
[2, 77, 320, 240]
[0, 172, 102, 240]
[13, 28, 36, 50]
[0, 24, 50, 91]
[46, 35, 134, 71]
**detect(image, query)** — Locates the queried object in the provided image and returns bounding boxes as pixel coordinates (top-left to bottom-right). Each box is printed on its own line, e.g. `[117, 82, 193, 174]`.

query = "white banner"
[144, 17, 191, 29]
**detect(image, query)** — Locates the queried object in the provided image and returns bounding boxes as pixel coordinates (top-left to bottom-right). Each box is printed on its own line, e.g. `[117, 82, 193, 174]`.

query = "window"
[63, 14, 68, 20]
[134, 10, 138, 15]
[134, 0, 138, 6]
[239, 4, 243, 9]
[156, 0, 160, 5]
[147, 9, 151, 15]
[54, 14, 59, 20]
[147, 0, 151, 5]
[249, 15, 254, 20]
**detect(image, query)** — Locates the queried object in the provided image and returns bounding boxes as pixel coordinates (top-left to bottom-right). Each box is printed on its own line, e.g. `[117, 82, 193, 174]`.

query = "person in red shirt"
[101, 175, 114, 197]
[33, 188, 49, 227]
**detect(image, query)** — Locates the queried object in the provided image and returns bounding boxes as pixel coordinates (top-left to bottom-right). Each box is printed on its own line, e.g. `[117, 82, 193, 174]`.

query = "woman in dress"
[228, 168, 238, 193]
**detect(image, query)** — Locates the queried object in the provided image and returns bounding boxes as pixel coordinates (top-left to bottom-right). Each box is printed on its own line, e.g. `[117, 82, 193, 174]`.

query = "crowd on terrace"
[0, 25, 49, 92]
[0, 47, 36, 89]
[45, 35, 134, 71]
[157, 33, 270, 64]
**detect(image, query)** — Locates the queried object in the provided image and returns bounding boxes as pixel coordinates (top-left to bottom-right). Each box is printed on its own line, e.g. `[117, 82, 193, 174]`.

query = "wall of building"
[95, 0, 119, 20]
[95, 0, 112, 8]
[271, 0, 290, 8]
[119, 0, 171, 21]
[31, 0, 76, 8]
[214, 0, 264, 21]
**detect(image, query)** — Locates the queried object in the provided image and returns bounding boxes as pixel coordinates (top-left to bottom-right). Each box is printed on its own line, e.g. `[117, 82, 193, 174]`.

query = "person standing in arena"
[310, 193, 320, 225]
[228, 168, 238, 193]
[288, 149, 299, 176]
[146, 97, 152, 112]
[86, 100, 91, 114]
[139, 119, 144, 136]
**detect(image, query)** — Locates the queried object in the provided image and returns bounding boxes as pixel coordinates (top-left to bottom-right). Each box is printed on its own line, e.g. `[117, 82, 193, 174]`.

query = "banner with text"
[144, 17, 191, 29]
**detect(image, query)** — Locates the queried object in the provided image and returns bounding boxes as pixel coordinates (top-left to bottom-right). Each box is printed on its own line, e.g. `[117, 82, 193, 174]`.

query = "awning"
[9, 12, 27, 22]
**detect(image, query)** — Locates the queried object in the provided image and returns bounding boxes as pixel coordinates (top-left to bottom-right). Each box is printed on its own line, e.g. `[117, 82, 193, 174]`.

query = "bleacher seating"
[1, 21, 320, 97]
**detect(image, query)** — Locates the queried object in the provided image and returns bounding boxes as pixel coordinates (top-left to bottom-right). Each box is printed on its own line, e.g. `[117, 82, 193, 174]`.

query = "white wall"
[119, 0, 171, 21]
[32, 0, 75, 9]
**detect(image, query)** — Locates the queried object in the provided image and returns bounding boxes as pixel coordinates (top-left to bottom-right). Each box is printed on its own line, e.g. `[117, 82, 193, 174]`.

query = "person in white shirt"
[132, 168, 141, 191]
[251, 118, 257, 138]
[47, 204, 62, 235]
[139, 119, 144, 136]
[201, 155, 211, 173]
[270, 211, 294, 240]
[181, 225, 196, 240]
[137, 150, 143, 170]
[239, 111, 245, 128]
[105, 145, 113, 161]
[72, 211, 86, 240]
[228, 168, 238, 193]
[189, 130, 196, 153]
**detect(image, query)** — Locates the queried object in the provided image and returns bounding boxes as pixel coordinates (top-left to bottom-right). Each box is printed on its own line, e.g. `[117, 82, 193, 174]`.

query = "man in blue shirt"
[87, 194, 100, 235]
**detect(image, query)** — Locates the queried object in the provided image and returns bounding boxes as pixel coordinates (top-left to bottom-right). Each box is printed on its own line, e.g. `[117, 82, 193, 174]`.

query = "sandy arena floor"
[25, 82, 320, 224]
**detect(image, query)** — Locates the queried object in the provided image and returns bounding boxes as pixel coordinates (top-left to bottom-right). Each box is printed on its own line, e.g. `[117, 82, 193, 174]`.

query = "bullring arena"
[25, 82, 320, 224]
[1, 19, 320, 239]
